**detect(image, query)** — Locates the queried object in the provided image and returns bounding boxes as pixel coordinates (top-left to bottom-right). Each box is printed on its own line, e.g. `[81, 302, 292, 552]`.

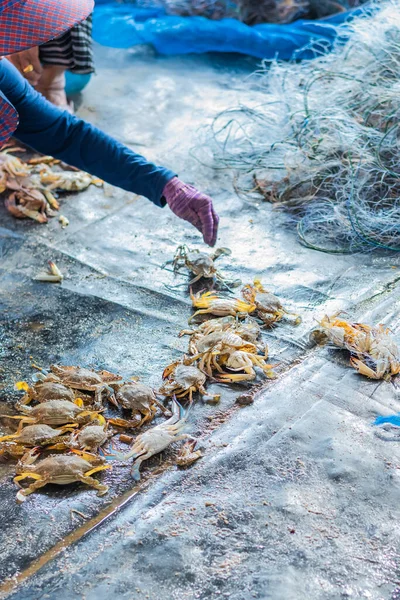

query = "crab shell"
[23, 381, 75, 405]
[73, 425, 108, 451]
[14, 453, 109, 502]
[167, 364, 206, 391]
[49, 366, 122, 390]
[116, 382, 156, 412]
[18, 400, 94, 426]
[186, 254, 217, 278]
[12, 424, 72, 446]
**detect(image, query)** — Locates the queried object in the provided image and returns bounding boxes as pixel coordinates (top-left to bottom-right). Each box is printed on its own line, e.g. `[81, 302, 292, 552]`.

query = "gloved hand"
[163, 177, 219, 247]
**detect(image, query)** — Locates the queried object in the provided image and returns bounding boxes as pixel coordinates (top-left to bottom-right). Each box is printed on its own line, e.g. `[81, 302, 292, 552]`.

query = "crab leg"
[78, 476, 109, 496]
[218, 373, 255, 382]
[84, 465, 111, 477]
[0, 433, 19, 442]
[14, 472, 42, 485]
[108, 417, 142, 429]
[16, 478, 48, 502]
[189, 309, 212, 323]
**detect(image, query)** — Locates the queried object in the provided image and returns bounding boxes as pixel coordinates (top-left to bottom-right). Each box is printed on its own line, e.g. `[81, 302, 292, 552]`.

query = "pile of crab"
[0, 365, 200, 502]
[311, 313, 400, 381]
[161, 248, 302, 404]
[0, 146, 102, 224]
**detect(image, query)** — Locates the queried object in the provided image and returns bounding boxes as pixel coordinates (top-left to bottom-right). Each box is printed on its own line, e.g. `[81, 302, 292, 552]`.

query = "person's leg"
[35, 65, 70, 109]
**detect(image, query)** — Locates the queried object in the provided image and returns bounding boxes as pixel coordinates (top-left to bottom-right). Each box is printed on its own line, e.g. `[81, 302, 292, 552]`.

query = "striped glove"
[163, 177, 219, 247]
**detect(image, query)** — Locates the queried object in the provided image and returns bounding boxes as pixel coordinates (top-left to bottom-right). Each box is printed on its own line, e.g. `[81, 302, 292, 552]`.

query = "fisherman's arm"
[0, 59, 218, 245]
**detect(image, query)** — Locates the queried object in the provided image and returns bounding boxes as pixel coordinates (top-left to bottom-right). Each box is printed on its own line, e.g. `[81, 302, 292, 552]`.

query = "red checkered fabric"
[0, 0, 93, 145]
[0, 91, 18, 147]
[0, 0, 94, 55]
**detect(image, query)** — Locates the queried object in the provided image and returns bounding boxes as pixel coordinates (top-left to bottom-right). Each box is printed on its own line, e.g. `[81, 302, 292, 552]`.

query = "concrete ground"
[0, 44, 399, 600]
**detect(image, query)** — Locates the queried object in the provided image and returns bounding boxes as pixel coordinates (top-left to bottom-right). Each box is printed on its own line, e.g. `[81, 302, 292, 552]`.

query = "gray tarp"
[0, 46, 399, 600]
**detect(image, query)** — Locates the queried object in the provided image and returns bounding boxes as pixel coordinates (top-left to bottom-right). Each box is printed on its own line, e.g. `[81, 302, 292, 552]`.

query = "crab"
[171, 245, 236, 286]
[311, 314, 400, 380]
[182, 316, 266, 358]
[1, 399, 105, 429]
[176, 440, 203, 468]
[310, 314, 371, 352]
[189, 291, 256, 323]
[14, 449, 110, 502]
[4, 184, 57, 223]
[18, 379, 75, 406]
[33, 166, 103, 192]
[182, 314, 263, 343]
[0, 148, 31, 180]
[48, 423, 111, 453]
[242, 280, 301, 327]
[108, 381, 169, 429]
[160, 361, 219, 404]
[48, 365, 123, 409]
[217, 350, 276, 383]
[0, 423, 77, 459]
[188, 330, 261, 378]
[106, 399, 196, 481]
[350, 325, 400, 380]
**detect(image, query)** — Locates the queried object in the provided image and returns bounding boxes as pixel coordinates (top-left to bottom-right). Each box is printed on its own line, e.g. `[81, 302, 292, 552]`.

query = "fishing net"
[204, 0, 400, 253]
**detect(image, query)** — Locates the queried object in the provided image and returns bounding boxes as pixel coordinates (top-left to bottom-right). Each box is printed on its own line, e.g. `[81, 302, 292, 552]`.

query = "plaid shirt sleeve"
[0, 86, 19, 147]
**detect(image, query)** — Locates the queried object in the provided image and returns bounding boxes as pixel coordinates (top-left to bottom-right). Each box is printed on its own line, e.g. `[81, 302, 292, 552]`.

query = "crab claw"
[350, 357, 379, 379]
[131, 462, 142, 481]
[16, 489, 28, 503]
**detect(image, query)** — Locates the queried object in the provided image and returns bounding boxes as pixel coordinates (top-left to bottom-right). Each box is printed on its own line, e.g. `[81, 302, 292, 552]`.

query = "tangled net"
[204, 0, 400, 253]
[127, 0, 366, 23]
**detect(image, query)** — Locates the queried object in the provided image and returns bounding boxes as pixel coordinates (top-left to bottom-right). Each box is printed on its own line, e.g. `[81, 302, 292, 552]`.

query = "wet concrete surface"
[0, 45, 400, 599]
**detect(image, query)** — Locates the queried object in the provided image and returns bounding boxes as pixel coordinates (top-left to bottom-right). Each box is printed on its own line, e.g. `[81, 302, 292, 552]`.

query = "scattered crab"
[0, 148, 31, 179]
[18, 379, 75, 406]
[242, 280, 301, 326]
[189, 291, 256, 323]
[14, 449, 110, 502]
[311, 314, 400, 380]
[4, 184, 57, 223]
[176, 440, 203, 468]
[171, 245, 238, 287]
[0, 424, 77, 459]
[34, 260, 63, 283]
[217, 350, 276, 383]
[108, 381, 169, 429]
[33, 166, 103, 192]
[1, 399, 105, 429]
[49, 423, 111, 453]
[107, 399, 196, 481]
[310, 314, 370, 351]
[160, 361, 219, 404]
[48, 365, 122, 409]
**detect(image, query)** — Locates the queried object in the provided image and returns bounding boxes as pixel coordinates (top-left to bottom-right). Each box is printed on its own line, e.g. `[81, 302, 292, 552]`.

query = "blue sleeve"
[0, 59, 175, 207]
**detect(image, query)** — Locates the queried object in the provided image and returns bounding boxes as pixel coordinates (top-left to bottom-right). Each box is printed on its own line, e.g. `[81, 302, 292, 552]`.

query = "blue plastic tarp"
[92, 3, 376, 60]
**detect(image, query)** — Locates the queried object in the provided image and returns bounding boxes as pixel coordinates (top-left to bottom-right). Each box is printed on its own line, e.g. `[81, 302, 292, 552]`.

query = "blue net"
[92, 1, 368, 59]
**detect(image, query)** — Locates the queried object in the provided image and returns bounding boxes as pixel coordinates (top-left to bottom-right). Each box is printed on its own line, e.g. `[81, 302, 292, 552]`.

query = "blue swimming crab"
[108, 381, 169, 429]
[107, 399, 196, 480]
[0, 423, 77, 459]
[171, 245, 236, 286]
[14, 449, 110, 502]
[1, 399, 105, 430]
